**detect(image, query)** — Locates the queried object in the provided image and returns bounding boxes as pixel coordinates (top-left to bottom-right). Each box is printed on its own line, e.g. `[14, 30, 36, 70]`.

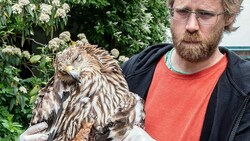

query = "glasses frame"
[169, 8, 225, 25]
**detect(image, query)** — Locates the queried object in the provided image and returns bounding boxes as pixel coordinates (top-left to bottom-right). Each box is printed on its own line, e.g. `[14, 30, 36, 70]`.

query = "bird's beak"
[65, 66, 81, 83]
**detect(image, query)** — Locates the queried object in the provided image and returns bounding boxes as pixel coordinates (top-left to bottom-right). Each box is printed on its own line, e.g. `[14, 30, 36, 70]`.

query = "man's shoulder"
[121, 43, 172, 74]
[221, 47, 250, 71]
[130, 43, 172, 61]
[221, 47, 250, 94]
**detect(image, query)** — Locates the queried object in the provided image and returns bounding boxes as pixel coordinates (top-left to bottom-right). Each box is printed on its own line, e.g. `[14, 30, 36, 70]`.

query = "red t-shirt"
[145, 55, 228, 141]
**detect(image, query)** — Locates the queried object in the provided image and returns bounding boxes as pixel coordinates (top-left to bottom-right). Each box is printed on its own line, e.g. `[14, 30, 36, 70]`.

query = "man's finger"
[23, 134, 48, 141]
[24, 122, 48, 135]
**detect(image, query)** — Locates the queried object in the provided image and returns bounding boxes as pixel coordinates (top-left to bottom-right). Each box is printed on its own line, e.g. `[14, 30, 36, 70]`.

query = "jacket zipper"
[228, 95, 250, 141]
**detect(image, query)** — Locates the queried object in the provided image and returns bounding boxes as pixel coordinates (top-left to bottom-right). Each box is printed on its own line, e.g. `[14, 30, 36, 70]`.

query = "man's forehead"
[173, 0, 222, 10]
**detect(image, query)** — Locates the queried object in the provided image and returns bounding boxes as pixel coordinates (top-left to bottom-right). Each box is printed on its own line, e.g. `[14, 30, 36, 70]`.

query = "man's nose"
[185, 13, 200, 33]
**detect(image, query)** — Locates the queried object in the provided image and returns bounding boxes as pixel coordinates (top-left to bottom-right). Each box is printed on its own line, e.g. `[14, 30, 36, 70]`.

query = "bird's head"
[55, 45, 102, 83]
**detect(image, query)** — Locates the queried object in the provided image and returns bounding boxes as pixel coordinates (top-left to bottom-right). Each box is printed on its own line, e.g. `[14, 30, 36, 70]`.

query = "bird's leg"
[72, 120, 94, 141]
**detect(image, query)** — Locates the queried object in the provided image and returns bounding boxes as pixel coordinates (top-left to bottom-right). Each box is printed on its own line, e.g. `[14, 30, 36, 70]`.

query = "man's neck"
[171, 48, 224, 74]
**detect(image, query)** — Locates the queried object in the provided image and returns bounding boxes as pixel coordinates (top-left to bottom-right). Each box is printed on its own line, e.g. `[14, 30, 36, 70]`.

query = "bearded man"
[121, 0, 250, 140]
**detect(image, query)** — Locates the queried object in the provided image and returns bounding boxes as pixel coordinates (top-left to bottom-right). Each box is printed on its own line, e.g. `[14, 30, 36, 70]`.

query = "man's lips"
[182, 40, 201, 44]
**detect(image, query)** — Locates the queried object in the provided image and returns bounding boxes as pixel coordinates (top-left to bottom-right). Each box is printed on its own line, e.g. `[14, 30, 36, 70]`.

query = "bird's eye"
[78, 56, 82, 61]
[74, 55, 81, 61]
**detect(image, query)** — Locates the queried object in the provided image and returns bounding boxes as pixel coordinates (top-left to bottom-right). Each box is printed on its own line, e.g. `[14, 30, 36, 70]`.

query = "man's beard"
[171, 27, 223, 63]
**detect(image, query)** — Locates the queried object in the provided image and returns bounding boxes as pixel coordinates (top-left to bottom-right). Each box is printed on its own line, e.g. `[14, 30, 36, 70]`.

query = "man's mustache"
[182, 32, 202, 42]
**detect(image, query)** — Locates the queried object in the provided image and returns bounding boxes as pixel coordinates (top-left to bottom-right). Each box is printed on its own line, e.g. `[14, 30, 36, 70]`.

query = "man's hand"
[19, 122, 48, 141]
[124, 126, 156, 141]
[20, 123, 154, 141]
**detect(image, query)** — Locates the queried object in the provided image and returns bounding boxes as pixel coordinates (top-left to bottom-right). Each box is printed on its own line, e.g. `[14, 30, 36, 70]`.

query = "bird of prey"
[30, 44, 145, 141]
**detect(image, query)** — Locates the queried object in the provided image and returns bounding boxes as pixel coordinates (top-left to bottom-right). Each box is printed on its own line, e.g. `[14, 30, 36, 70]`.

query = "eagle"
[30, 44, 145, 141]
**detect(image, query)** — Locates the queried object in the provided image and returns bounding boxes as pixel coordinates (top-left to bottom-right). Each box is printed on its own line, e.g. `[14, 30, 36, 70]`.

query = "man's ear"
[225, 15, 236, 26]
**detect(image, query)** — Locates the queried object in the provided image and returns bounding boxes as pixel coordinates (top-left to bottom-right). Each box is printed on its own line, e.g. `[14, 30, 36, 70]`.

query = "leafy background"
[0, 0, 169, 140]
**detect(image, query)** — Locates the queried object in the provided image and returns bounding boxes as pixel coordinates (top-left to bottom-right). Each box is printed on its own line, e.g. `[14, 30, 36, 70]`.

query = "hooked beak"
[65, 66, 81, 83]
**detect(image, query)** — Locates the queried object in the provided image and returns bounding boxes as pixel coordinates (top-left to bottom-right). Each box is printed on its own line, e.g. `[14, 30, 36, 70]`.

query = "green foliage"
[0, 44, 55, 139]
[0, 0, 169, 139]
[0, 106, 23, 141]
[0, 0, 70, 46]
[69, 0, 110, 7]
[66, 0, 169, 56]
[0, 1, 71, 138]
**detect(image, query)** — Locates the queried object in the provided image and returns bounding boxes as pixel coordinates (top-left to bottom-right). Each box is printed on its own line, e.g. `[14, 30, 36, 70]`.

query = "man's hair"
[166, 0, 244, 32]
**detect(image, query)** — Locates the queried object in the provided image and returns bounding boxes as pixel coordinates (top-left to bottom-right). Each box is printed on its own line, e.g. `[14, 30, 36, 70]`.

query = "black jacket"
[121, 43, 250, 141]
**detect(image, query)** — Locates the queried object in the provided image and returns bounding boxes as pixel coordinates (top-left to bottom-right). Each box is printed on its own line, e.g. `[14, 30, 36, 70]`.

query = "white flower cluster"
[11, 1, 70, 23]
[48, 37, 63, 52]
[1, 46, 13, 54]
[13, 76, 20, 82]
[62, 3, 70, 13]
[12, 4, 22, 14]
[76, 39, 89, 47]
[75, 33, 89, 46]
[55, 8, 67, 18]
[39, 3, 52, 23]
[110, 48, 129, 63]
[12, 47, 22, 56]
[19, 86, 27, 93]
[118, 55, 129, 63]
[59, 31, 71, 42]
[55, 3, 70, 18]
[40, 3, 52, 15]
[39, 13, 50, 23]
[77, 33, 87, 40]
[22, 50, 31, 59]
[52, 0, 61, 7]
[19, 0, 30, 7]
[1, 45, 22, 56]
[110, 48, 119, 58]
[29, 4, 36, 11]
[12, 0, 30, 14]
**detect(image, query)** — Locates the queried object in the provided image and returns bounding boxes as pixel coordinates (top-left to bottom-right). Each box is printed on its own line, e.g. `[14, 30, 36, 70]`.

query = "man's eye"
[175, 9, 190, 16]
[198, 11, 215, 19]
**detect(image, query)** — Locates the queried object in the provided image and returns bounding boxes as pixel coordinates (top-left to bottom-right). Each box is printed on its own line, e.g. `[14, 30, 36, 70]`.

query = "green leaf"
[16, 94, 25, 111]
[29, 55, 41, 64]
[27, 6, 34, 17]
[30, 28, 34, 35]
[9, 98, 15, 111]
[1, 88, 14, 95]
[29, 95, 37, 105]
[6, 6, 12, 17]
[21, 31, 25, 47]
[29, 85, 40, 96]
[1, 120, 10, 129]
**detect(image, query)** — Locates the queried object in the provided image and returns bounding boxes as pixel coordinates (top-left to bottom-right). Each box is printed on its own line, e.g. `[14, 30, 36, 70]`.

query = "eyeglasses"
[169, 8, 225, 25]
